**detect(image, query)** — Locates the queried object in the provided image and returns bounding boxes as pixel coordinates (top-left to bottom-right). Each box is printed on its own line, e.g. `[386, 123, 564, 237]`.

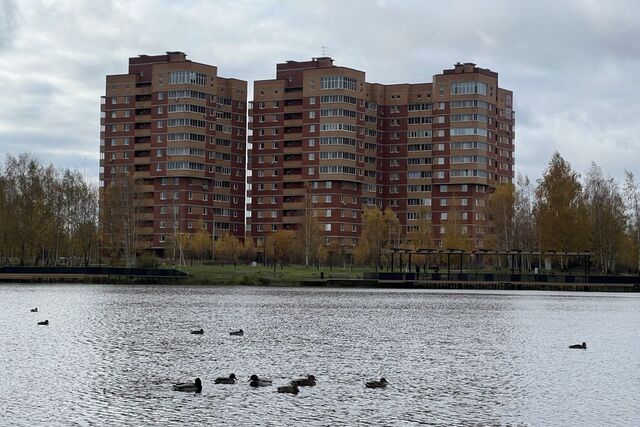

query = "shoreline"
[1, 274, 638, 292]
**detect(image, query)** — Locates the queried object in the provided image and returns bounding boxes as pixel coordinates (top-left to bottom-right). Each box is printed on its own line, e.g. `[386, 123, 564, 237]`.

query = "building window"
[451, 81, 487, 95]
[320, 76, 356, 90]
[169, 71, 207, 86]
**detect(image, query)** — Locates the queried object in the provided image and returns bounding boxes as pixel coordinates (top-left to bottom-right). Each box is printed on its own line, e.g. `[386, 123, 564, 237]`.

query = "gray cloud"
[1, 0, 640, 185]
[0, 0, 17, 49]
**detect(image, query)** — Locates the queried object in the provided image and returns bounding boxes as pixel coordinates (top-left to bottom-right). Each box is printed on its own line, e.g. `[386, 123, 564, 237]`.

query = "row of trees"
[343, 152, 640, 274]
[487, 152, 640, 273]
[3, 151, 640, 273]
[0, 154, 98, 266]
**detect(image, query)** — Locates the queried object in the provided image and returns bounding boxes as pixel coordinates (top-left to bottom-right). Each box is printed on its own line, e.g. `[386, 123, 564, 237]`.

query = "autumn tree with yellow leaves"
[534, 152, 589, 268]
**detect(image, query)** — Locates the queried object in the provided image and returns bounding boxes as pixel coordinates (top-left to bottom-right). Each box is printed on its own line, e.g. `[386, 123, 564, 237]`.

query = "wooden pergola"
[388, 248, 592, 278]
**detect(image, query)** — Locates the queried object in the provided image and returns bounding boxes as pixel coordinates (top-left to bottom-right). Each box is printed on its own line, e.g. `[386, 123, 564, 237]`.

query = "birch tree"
[623, 170, 640, 272]
[584, 163, 625, 273]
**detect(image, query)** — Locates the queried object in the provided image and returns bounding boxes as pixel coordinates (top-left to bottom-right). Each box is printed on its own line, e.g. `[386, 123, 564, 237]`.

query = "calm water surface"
[0, 284, 639, 426]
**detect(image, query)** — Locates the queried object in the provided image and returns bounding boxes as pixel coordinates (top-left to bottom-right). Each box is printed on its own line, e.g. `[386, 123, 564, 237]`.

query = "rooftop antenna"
[321, 46, 328, 57]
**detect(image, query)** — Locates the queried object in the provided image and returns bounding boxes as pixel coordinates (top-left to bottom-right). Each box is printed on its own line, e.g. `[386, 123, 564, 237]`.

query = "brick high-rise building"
[100, 52, 247, 258]
[248, 58, 514, 250]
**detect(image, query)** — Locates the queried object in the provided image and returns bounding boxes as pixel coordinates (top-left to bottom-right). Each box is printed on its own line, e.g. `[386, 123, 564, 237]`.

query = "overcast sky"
[1, 0, 639, 185]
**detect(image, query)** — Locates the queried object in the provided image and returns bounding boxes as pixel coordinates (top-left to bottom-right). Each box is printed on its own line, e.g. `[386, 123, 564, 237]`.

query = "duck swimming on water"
[37, 320, 49, 326]
[30, 308, 38, 312]
[277, 383, 299, 394]
[292, 375, 316, 387]
[569, 342, 587, 349]
[214, 373, 237, 384]
[173, 378, 202, 393]
[249, 374, 272, 387]
[230, 329, 244, 336]
[190, 329, 204, 335]
[365, 378, 388, 388]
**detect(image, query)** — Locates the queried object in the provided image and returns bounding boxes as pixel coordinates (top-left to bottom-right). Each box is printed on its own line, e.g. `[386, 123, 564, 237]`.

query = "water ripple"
[0, 285, 638, 426]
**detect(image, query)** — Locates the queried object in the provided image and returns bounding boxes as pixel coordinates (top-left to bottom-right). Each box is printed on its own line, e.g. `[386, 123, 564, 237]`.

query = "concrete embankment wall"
[301, 279, 639, 292]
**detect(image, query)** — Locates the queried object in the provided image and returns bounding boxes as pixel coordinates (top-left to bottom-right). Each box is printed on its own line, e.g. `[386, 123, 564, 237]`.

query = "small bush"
[138, 254, 160, 268]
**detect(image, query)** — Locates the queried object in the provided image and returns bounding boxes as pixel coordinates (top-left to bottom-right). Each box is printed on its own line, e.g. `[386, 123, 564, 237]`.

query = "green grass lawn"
[168, 263, 371, 285]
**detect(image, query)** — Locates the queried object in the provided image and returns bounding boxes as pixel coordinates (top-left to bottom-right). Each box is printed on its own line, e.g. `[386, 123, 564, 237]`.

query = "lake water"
[0, 285, 638, 426]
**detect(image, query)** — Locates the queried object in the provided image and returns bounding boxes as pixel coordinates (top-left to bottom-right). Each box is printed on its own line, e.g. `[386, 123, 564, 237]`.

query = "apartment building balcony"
[283, 174, 302, 182]
[138, 213, 155, 221]
[135, 114, 151, 122]
[283, 134, 302, 144]
[284, 105, 302, 114]
[134, 156, 150, 165]
[283, 119, 303, 128]
[168, 169, 208, 179]
[135, 136, 151, 144]
[283, 168, 302, 181]
[284, 126, 302, 134]
[132, 170, 149, 179]
[283, 160, 302, 168]
[135, 100, 151, 109]
[449, 176, 489, 185]
[138, 226, 154, 235]
[137, 199, 155, 209]
[283, 187, 303, 197]
[282, 214, 303, 224]
[283, 140, 302, 152]
[284, 98, 303, 107]
[283, 201, 304, 210]
[135, 107, 151, 115]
